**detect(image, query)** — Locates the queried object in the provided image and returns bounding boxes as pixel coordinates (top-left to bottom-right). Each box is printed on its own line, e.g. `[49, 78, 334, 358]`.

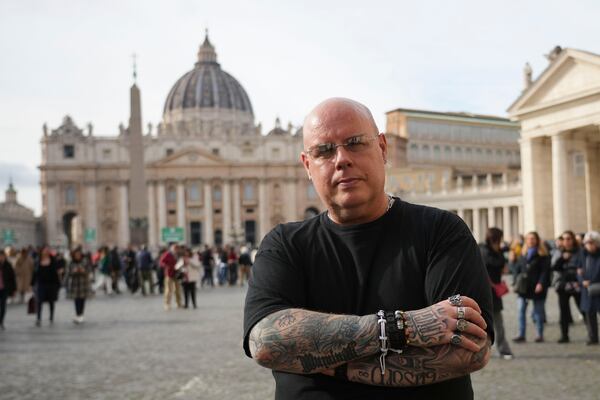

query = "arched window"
[187, 183, 201, 202]
[167, 186, 177, 203]
[213, 186, 222, 202]
[65, 185, 76, 205]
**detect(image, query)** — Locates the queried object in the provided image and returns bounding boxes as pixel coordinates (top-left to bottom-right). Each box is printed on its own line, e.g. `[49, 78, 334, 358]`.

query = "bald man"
[243, 98, 493, 399]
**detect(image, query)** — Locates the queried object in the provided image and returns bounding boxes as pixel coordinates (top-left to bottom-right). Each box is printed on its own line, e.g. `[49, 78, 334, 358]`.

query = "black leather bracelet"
[334, 363, 348, 380]
[386, 311, 407, 349]
[384, 311, 401, 349]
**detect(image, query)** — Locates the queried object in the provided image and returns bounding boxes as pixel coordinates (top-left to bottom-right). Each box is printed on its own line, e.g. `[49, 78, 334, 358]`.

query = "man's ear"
[300, 152, 311, 180]
[378, 133, 388, 163]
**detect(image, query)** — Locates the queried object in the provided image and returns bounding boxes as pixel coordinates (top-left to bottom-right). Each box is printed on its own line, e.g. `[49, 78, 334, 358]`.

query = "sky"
[1, 0, 599, 215]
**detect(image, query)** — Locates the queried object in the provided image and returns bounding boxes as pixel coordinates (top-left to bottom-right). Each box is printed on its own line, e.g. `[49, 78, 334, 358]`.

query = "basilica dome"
[161, 33, 254, 135]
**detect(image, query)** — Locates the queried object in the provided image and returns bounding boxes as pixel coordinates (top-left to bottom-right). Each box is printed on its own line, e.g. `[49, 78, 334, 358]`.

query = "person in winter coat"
[238, 246, 253, 287]
[159, 243, 182, 310]
[64, 248, 92, 324]
[580, 231, 600, 345]
[481, 227, 514, 359]
[14, 248, 34, 304]
[0, 249, 17, 330]
[512, 231, 551, 343]
[176, 248, 201, 309]
[93, 247, 112, 295]
[32, 247, 61, 326]
[551, 230, 584, 343]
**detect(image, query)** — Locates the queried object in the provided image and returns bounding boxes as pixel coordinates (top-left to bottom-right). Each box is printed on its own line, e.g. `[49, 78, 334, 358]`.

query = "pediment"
[508, 49, 600, 116]
[152, 147, 226, 167]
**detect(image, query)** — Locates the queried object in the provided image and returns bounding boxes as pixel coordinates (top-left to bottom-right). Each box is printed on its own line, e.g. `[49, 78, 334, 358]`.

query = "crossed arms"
[248, 297, 491, 387]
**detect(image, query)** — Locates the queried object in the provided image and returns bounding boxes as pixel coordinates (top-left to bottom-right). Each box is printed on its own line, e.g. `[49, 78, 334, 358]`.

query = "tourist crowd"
[1, 229, 599, 355]
[481, 228, 600, 361]
[0, 242, 255, 328]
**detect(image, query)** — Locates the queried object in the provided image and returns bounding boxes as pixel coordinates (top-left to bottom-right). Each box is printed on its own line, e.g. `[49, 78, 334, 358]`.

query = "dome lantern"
[196, 29, 218, 65]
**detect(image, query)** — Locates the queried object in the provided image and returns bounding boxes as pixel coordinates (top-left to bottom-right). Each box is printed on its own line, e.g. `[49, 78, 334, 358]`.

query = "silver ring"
[448, 294, 462, 306]
[451, 334, 462, 345]
[457, 306, 466, 320]
[457, 319, 468, 332]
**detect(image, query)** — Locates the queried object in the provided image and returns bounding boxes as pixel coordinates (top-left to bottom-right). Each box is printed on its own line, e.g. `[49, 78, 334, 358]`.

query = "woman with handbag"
[580, 231, 600, 345]
[512, 231, 551, 343]
[481, 227, 514, 359]
[31, 247, 61, 327]
[551, 230, 584, 343]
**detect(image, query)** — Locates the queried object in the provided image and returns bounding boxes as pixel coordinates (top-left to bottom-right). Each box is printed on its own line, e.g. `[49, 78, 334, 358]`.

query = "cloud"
[0, 162, 39, 189]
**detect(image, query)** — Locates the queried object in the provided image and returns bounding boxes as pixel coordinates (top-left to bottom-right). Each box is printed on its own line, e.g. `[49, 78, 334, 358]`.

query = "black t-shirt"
[243, 199, 494, 400]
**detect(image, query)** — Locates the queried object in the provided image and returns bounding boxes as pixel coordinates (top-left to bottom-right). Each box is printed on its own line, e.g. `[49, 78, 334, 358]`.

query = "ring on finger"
[457, 319, 469, 332]
[450, 333, 462, 345]
[457, 306, 466, 320]
[448, 294, 462, 306]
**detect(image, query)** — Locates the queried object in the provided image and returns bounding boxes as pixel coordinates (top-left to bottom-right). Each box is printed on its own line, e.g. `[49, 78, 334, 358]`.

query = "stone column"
[584, 141, 600, 231]
[46, 184, 59, 247]
[472, 208, 481, 243]
[457, 208, 465, 222]
[285, 179, 297, 222]
[518, 205, 524, 235]
[203, 181, 213, 245]
[177, 181, 186, 243]
[551, 133, 569, 237]
[520, 138, 536, 234]
[503, 206, 511, 240]
[222, 179, 232, 245]
[118, 183, 130, 247]
[258, 179, 269, 241]
[487, 207, 495, 229]
[147, 182, 157, 250]
[85, 184, 98, 250]
[157, 181, 166, 245]
[232, 180, 242, 239]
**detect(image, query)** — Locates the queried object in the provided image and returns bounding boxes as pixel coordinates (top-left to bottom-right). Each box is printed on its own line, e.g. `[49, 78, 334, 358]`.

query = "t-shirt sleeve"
[423, 211, 495, 344]
[243, 225, 307, 357]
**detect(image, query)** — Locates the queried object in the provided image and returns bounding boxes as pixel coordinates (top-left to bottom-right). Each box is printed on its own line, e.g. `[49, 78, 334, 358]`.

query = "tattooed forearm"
[249, 309, 379, 374]
[338, 337, 491, 387]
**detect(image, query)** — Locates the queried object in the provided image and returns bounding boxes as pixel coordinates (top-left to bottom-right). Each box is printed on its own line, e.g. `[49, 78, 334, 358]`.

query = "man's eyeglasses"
[304, 134, 379, 163]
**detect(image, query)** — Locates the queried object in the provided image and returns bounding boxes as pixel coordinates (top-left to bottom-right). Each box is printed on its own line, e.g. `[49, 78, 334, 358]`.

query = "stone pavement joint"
[0, 286, 598, 399]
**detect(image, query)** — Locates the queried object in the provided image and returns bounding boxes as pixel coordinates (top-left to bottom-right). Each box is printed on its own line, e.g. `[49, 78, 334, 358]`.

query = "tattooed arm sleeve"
[325, 337, 491, 387]
[248, 308, 380, 374]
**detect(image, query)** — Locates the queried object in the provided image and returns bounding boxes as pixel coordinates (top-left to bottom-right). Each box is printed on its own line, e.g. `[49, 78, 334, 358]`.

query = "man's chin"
[332, 193, 368, 210]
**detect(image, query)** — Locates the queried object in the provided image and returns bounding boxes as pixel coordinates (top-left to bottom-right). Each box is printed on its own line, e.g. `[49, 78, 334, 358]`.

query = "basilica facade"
[40, 35, 322, 250]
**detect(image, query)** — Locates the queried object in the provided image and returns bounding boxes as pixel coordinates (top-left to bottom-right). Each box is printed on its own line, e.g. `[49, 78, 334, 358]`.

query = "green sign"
[2, 229, 15, 245]
[84, 228, 96, 243]
[161, 227, 184, 243]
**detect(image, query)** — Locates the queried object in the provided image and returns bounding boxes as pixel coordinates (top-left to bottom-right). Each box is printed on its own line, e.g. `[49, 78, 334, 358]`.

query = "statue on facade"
[147, 122, 153, 135]
[87, 122, 93, 136]
[523, 62, 533, 90]
[43, 123, 48, 136]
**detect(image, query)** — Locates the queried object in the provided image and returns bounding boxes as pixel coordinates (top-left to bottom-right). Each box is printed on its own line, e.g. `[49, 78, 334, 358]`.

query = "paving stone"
[1, 284, 598, 399]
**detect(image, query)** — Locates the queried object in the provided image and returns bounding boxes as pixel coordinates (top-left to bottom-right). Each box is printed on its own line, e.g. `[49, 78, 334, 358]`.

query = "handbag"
[514, 272, 529, 296]
[492, 280, 509, 297]
[588, 282, 600, 297]
[27, 296, 36, 315]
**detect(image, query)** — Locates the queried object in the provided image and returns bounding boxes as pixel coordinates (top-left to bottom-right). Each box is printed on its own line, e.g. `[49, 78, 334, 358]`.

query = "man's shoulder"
[266, 214, 325, 241]
[397, 199, 466, 233]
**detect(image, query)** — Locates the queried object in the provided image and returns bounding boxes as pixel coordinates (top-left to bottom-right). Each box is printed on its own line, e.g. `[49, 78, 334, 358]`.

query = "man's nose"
[333, 145, 353, 169]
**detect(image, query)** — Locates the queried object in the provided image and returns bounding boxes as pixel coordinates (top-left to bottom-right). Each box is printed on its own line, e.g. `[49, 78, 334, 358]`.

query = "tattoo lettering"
[297, 342, 359, 373]
[345, 338, 492, 387]
[405, 306, 448, 346]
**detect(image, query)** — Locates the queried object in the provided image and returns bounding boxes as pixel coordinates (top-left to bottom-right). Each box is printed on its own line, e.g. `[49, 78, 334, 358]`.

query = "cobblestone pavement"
[1, 282, 599, 399]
